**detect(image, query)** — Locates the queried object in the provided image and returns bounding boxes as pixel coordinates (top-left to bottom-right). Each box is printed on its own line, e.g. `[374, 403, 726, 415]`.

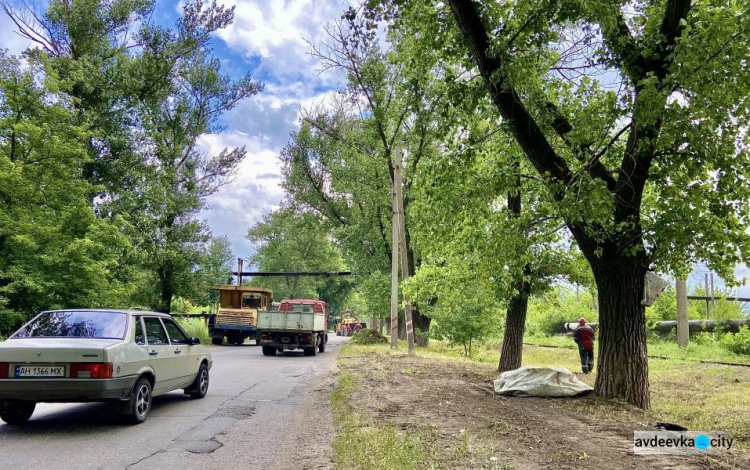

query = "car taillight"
[261, 334, 271, 340]
[0, 362, 8, 377]
[70, 363, 113, 379]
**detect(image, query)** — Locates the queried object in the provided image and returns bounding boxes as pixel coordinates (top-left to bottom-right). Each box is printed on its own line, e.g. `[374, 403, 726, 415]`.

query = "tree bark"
[498, 279, 530, 372]
[592, 260, 650, 409]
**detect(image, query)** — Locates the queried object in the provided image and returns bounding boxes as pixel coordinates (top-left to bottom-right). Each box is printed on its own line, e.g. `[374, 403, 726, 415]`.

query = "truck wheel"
[0, 402, 36, 425]
[211, 337, 223, 345]
[318, 334, 326, 353]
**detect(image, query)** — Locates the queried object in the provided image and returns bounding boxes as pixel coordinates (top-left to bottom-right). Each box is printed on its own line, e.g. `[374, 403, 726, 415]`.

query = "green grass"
[519, 333, 750, 364]
[175, 316, 210, 344]
[331, 370, 437, 469]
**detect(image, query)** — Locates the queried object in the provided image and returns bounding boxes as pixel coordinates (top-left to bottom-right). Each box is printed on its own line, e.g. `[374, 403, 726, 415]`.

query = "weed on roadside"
[331, 372, 437, 470]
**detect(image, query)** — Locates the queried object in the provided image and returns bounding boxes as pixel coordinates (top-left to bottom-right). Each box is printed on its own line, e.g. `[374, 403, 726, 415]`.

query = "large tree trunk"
[498, 279, 529, 372]
[591, 258, 650, 409]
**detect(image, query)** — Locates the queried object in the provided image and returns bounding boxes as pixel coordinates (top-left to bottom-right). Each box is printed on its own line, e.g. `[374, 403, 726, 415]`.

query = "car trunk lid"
[0, 338, 120, 363]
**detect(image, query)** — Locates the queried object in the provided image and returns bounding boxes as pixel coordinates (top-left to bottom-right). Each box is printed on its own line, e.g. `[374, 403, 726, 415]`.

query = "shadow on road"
[0, 392, 195, 434]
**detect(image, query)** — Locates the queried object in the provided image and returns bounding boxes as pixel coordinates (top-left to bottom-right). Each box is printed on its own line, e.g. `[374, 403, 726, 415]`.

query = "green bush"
[720, 326, 750, 356]
[176, 316, 210, 344]
[526, 289, 596, 336]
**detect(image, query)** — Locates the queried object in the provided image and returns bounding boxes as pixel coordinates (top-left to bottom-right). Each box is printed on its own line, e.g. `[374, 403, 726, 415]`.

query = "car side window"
[143, 317, 169, 345]
[134, 316, 145, 345]
[162, 318, 190, 345]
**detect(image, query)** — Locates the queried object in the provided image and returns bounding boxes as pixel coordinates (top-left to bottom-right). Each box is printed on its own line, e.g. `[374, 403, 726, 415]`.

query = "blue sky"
[0, 0, 348, 262]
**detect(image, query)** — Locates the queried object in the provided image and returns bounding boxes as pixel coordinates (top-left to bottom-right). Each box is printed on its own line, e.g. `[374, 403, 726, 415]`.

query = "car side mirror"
[191, 337, 201, 345]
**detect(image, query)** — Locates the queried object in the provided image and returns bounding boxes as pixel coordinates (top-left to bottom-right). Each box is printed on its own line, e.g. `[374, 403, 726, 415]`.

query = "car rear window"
[12, 311, 128, 339]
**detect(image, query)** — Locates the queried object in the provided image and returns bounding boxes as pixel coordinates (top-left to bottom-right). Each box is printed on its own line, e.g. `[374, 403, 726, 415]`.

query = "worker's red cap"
[578, 317, 586, 324]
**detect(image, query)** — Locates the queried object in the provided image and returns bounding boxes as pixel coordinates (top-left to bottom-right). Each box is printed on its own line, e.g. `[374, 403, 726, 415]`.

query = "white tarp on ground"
[493, 366, 593, 397]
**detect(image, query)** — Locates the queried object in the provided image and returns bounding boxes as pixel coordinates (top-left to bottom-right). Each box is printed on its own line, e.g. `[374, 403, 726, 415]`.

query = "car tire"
[318, 334, 326, 353]
[211, 337, 223, 345]
[188, 363, 209, 399]
[0, 402, 36, 425]
[124, 377, 152, 424]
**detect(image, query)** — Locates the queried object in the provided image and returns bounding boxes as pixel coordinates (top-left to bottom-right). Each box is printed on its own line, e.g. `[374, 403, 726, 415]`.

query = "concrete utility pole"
[704, 273, 710, 319]
[390, 167, 400, 350]
[676, 278, 689, 347]
[394, 161, 415, 356]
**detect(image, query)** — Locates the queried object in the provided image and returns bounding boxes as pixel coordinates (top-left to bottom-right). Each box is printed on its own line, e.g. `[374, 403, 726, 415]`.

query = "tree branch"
[447, 0, 572, 187]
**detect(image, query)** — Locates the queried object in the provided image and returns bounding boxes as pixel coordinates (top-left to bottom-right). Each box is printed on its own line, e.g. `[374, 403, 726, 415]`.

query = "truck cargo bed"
[257, 311, 326, 332]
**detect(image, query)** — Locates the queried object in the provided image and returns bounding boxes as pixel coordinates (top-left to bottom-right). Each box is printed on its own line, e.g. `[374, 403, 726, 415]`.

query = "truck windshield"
[242, 294, 262, 309]
[288, 304, 313, 313]
[12, 311, 127, 339]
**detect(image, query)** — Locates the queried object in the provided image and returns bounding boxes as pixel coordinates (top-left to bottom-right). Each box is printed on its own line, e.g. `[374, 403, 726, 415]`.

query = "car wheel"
[0, 402, 36, 425]
[211, 337, 223, 345]
[124, 377, 152, 424]
[188, 363, 209, 399]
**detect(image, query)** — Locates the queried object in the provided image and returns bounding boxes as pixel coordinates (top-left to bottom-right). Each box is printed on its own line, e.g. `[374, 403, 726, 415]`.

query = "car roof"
[41, 308, 171, 317]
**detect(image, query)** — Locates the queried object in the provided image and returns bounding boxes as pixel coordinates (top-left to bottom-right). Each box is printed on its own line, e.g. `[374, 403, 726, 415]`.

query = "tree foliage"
[0, 0, 259, 325]
[246, 209, 353, 313]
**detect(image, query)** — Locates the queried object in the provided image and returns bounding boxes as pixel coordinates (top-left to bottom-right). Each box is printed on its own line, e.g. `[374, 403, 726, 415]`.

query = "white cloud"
[198, 132, 285, 259]
[224, 94, 300, 148]
[218, 0, 349, 83]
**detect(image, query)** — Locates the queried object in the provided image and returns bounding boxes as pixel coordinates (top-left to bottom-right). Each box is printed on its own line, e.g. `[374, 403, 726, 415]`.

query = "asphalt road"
[0, 335, 346, 470]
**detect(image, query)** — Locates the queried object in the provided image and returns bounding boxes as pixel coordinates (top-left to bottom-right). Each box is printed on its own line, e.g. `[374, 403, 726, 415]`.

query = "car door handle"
[174, 349, 182, 354]
[149, 350, 158, 356]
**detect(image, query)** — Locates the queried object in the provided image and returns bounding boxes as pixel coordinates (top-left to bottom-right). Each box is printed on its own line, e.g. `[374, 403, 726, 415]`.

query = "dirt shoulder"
[338, 352, 748, 469]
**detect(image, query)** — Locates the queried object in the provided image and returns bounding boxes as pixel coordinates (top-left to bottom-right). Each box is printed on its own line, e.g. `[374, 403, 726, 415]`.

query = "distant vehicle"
[336, 310, 366, 336]
[0, 309, 211, 425]
[257, 299, 328, 356]
[209, 286, 273, 345]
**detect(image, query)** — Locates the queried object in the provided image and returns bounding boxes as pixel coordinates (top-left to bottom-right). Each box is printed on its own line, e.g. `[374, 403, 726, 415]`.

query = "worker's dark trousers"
[578, 348, 594, 373]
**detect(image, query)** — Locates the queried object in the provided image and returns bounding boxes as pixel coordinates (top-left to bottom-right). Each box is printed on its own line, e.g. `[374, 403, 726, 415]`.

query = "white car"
[0, 309, 212, 425]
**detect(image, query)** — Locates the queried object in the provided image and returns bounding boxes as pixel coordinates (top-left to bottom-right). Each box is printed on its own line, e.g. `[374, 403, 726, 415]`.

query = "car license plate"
[14, 365, 66, 378]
